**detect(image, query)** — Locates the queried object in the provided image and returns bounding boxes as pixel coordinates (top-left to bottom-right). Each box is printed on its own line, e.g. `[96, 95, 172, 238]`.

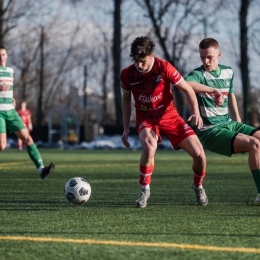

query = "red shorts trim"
[136, 113, 195, 149]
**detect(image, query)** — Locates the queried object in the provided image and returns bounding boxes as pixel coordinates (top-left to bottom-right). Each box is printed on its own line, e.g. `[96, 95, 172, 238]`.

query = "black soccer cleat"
[40, 162, 55, 179]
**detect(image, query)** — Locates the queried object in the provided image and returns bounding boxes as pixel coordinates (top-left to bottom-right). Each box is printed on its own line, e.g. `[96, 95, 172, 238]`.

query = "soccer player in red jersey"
[17, 101, 33, 150]
[120, 36, 214, 208]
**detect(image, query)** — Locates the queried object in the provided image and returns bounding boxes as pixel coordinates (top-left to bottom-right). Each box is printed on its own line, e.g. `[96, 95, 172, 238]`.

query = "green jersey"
[0, 66, 14, 111]
[185, 64, 234, 130]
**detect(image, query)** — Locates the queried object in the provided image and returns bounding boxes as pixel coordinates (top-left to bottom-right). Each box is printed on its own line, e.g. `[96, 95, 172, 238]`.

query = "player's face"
[0, 49, 7, 67]
[200, 47, 221, 72]
[135, 53, 154, 72]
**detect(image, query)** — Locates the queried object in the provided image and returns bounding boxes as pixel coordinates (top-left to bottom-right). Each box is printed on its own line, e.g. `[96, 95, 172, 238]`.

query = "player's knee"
[142, 142, 156, 157]
[193, 148, 206, 164]
[20, 135, 31, 145]
[251, 138, 260, 152]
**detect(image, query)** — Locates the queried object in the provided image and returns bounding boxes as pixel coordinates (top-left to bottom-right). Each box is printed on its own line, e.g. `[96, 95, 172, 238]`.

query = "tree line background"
[1, 0, 260, 141]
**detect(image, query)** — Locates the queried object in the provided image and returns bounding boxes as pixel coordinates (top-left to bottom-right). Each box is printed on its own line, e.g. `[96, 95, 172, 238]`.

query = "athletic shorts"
[0, 110, 26, 134]
[136, 112, 196, 149]
[197, 121, 259, 157]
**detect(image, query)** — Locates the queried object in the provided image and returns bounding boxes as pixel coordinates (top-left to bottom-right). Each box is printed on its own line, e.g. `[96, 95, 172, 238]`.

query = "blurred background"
[2, 0, 260, 147]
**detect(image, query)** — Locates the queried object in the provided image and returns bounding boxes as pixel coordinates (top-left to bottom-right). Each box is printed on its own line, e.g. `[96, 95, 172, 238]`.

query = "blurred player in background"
[0, 45, 55, 179]
[185, 37, 260, 205]
[17, 101, 32, 150]
[120, 36, 222, 208]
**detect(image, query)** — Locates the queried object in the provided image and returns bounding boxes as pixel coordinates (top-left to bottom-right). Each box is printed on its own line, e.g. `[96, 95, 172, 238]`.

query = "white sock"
[193, 183, 203, 189]
[37, 166, 44, 174]
[142, 185, 150, 190]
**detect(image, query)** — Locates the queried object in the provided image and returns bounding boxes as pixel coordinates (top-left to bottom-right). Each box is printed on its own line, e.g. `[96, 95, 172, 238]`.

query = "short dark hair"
[0, 45, 7, 51]
[130, 36, 155, 62]
[199, 38, 219, 49]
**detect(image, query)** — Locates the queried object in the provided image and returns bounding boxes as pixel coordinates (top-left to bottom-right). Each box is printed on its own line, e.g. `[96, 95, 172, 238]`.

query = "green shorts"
[0, 110, 26, 134]
[197, 121, 258, 157]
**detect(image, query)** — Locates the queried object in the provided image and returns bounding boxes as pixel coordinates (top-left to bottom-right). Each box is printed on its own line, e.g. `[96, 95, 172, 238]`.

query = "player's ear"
[218, 52, 222, 58]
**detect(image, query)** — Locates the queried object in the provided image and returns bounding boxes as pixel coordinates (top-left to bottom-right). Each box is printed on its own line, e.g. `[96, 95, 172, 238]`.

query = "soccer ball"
[64, 177, 91, 204]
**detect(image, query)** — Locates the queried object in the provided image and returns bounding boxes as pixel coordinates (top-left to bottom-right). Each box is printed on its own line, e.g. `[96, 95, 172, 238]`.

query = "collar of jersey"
[209, 66, 221, 77]
[0, 66, 7, 70]
[135, 58, 154, 73]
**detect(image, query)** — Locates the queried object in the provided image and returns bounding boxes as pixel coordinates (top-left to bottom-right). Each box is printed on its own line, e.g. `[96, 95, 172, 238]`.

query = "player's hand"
[0, 83, 10, 91]
[121, 129, 130, 148]
[187, 113, 203, 129]
[213, 89, 224, 107]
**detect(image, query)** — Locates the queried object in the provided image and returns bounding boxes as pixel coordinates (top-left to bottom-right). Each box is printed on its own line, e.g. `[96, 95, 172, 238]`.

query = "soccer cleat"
[136, 188, 150, 208]
[40, 162, 55, 179]
[255, 194, 260, 206]
[191, 183, 208, 206]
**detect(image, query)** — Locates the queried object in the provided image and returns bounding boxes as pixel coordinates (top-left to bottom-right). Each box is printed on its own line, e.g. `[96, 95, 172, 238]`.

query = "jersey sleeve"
[229, 71, 234, 94]
[120, 68, 131, 92]
[165, 61, 183, 85]
[185, 70, 201, 83]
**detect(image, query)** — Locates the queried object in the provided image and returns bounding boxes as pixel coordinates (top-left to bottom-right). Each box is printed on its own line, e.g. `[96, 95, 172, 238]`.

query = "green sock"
[26, 144, 44, 169]
[251, 169, 260, 193]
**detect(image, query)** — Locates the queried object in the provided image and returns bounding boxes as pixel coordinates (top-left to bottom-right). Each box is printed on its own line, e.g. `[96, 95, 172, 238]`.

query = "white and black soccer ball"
[64, 177, 91, 204]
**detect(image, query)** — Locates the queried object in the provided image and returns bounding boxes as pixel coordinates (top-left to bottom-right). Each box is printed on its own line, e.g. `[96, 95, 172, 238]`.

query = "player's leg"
[162, 114, 207, 206]
[233, 131, 260, 204]
[0, 133, 7, 151]
[136, 126, 159, 208]
[198, 122, 260, 204]
[178, 135, 208, 206]
[18, 137, 23, 150]
[15, 129, 55, 179]
[0, 116, 7, 151]
[15, 129, 42, 167]
[178, 135, 206, 185]
[6, 109, 55, 179]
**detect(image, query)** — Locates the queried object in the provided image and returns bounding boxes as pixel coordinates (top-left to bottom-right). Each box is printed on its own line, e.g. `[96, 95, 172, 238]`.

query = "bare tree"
[0, 0, 37, 46]
[10, 0, 86, 126]
[113, 0, 123, 127]
[240, 0, 251, 125]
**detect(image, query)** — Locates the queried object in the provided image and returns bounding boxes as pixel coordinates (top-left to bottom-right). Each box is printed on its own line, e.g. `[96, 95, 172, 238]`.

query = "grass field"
[0, 148, 260, 260]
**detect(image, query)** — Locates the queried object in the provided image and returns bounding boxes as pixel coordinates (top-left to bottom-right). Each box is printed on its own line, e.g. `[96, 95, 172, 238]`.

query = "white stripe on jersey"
[0, 91, 13, 98]
[203, 69, 233, 80]
[0, 67, 14, 73]
[198, 88, 230, 98]
[199, 93, 214, 99]
[172, 76, 183, 86]
[0, 104, 14, 110]
[200, 106, 228, 117]
[0, 78, 13, 83]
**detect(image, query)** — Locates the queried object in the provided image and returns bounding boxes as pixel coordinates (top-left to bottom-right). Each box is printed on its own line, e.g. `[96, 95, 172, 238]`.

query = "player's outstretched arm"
[175, 79, 203, 129]
[121, 90, 132, 148]
[187, 81, 224, 107]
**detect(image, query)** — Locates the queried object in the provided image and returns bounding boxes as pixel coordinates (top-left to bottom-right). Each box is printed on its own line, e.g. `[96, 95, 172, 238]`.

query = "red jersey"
[120, 57, 182, 119]
[17, 108, 30, 128]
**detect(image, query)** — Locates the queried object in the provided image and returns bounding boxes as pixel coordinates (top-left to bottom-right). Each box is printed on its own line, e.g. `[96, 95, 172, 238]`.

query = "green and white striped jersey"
[0, 66, 14, 111]
[185, 64, 234, 130]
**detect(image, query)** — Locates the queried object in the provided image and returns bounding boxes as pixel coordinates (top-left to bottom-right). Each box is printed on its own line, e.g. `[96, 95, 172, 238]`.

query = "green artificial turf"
[0, 149, 260, 260]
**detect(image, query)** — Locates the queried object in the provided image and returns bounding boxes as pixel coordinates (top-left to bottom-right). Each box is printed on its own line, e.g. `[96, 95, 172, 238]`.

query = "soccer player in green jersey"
[0, 45, 55, 179]
[185, 38, 260, 205]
